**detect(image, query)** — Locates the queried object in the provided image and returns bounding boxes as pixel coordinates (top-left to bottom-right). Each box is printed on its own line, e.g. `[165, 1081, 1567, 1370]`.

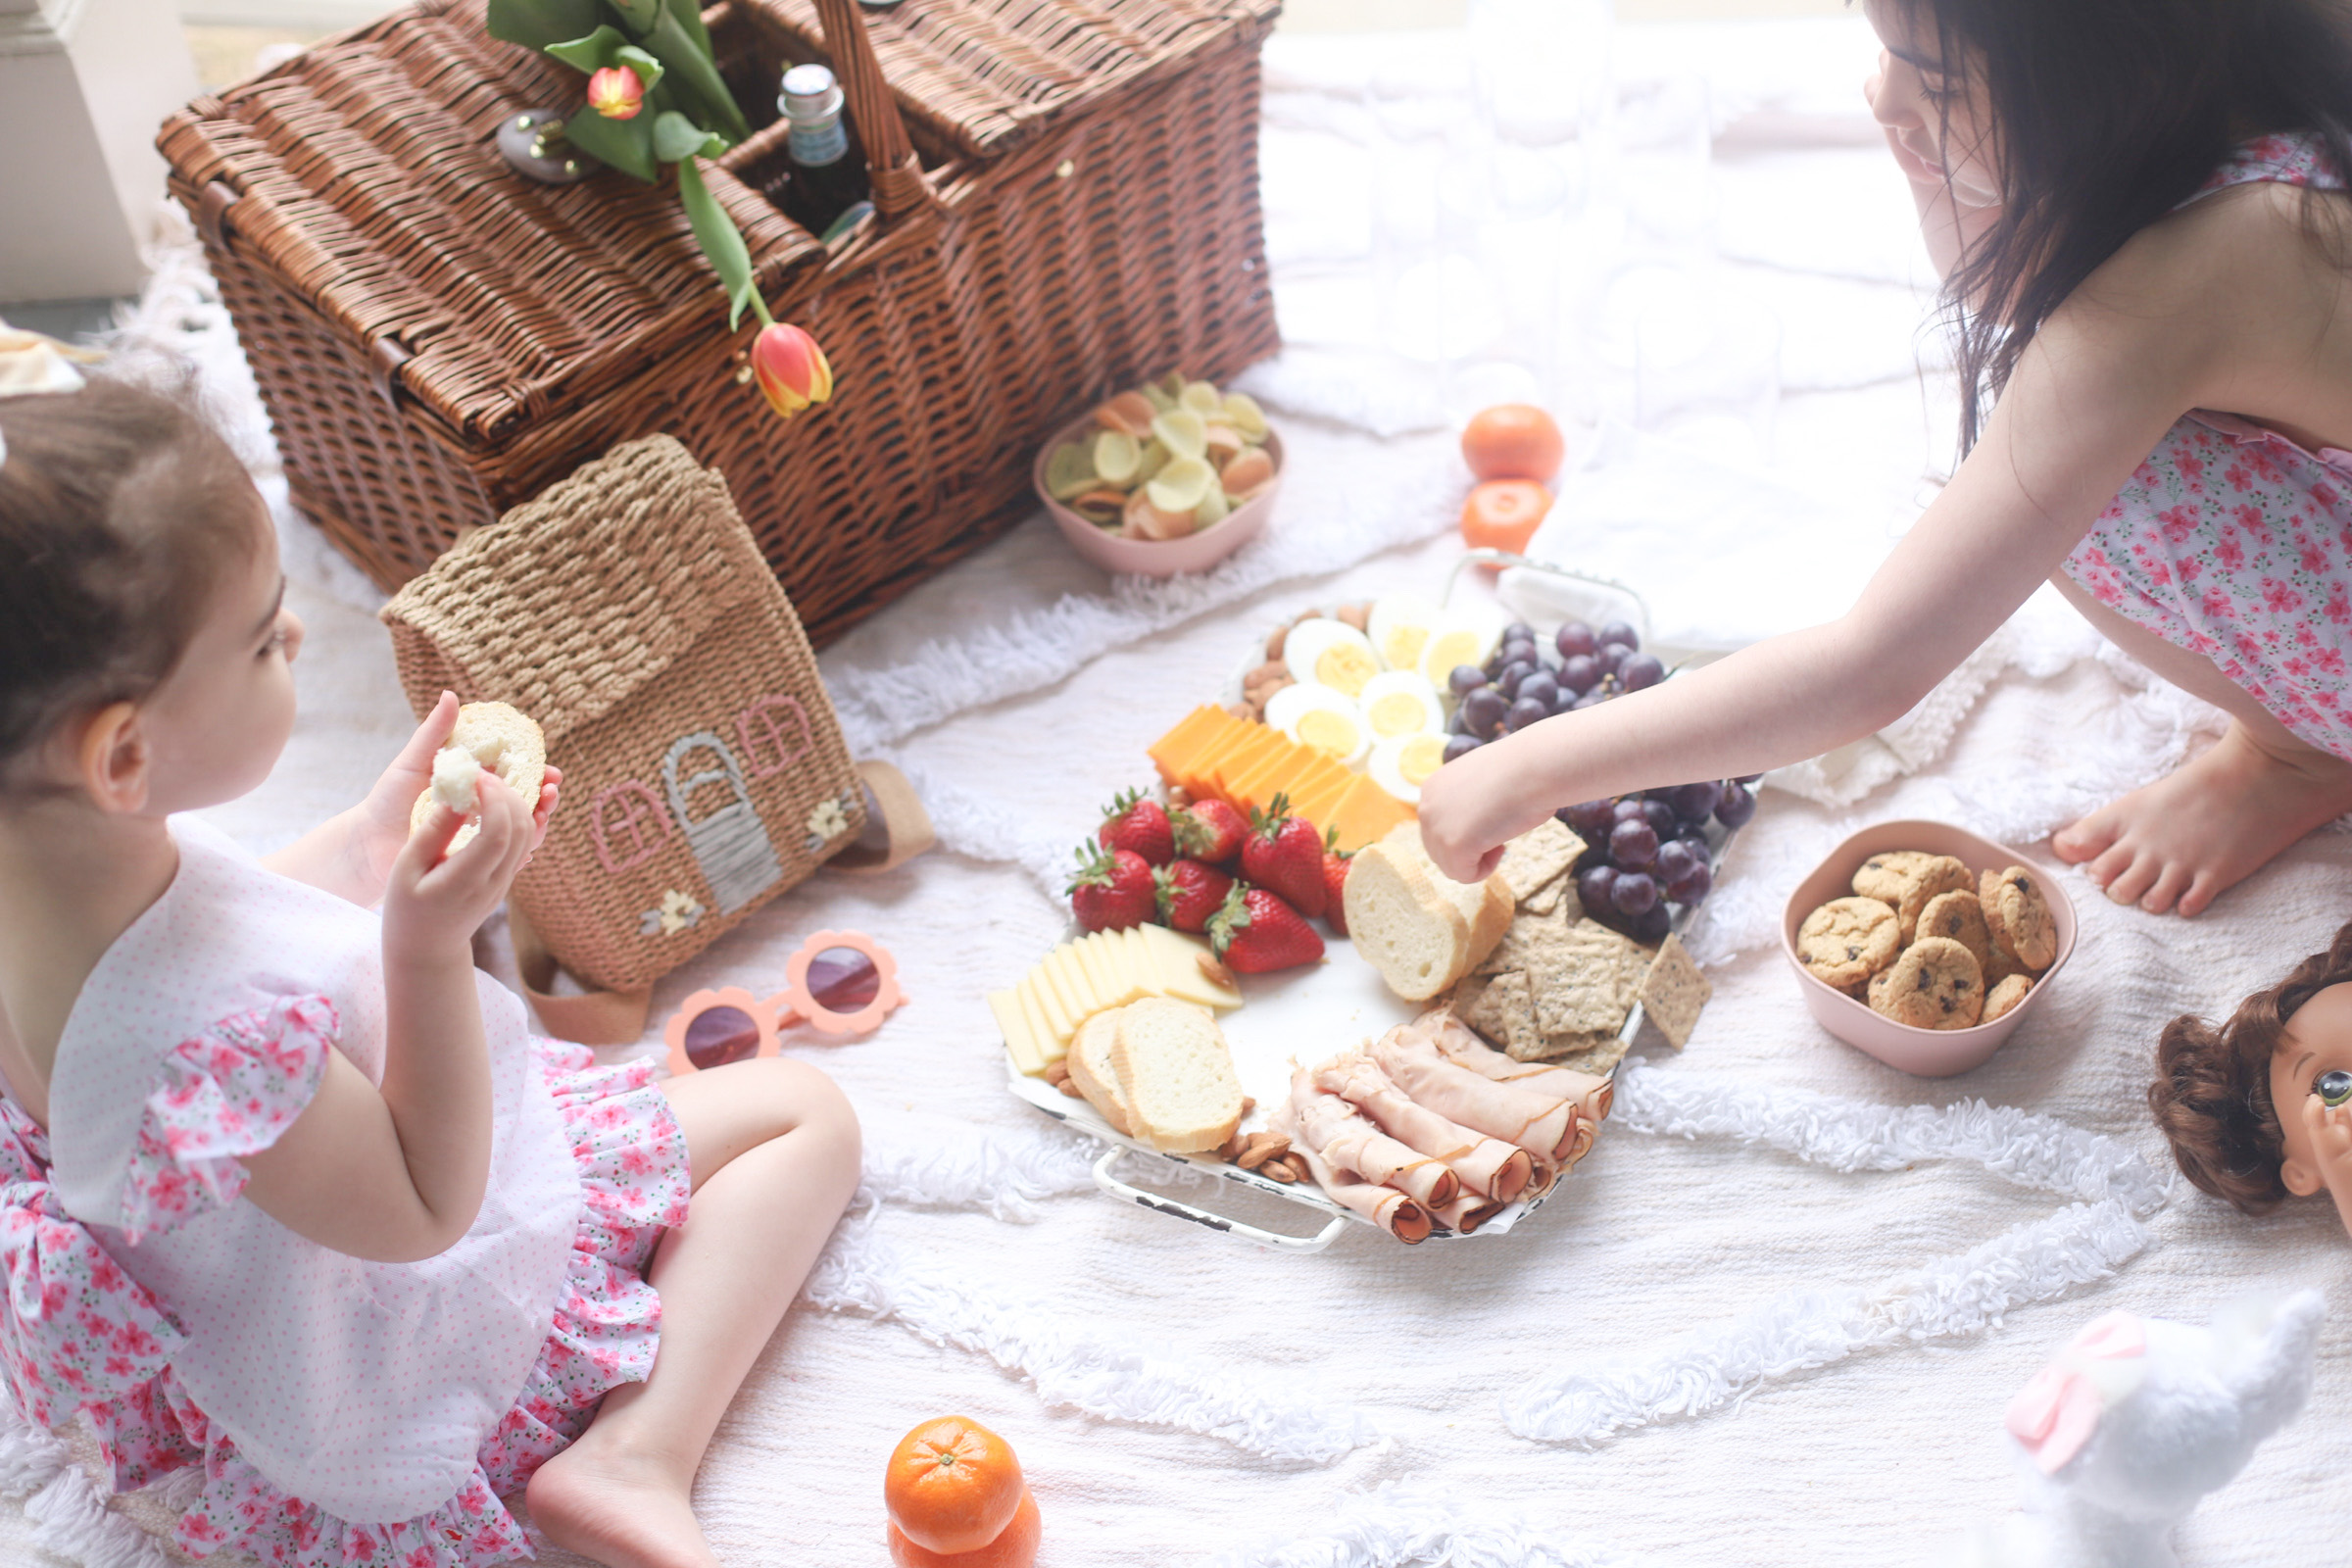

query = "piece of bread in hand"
[1110, 997, 1244, 1153]
[1064, 1010, 1134, 1136]
[409, 701, 547, 850]
[1343, 825, 1514, 1002]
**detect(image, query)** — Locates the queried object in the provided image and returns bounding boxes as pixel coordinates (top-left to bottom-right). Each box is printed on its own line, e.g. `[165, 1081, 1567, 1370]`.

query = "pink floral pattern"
[2064, 133, 2352, 759]
[0, 1039, 689, 1568]
[120, 994, 336, 1245]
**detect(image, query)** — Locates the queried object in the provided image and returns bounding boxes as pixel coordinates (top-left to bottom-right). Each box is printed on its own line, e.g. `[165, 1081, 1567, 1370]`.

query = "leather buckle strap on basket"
[157, 0, 1283, 649]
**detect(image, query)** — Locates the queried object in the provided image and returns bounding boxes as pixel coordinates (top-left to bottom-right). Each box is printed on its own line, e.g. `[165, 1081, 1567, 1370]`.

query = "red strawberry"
[1098, 787, 1174, 866]
[1067, 842, 1157, 933]
[1172, 798, 1249, 867]
[1320, 830, 1355, 937]
[1154, 858, 1235, 934]
[1207, 884, 1326, 974]
[1241, 793, 1329, 918]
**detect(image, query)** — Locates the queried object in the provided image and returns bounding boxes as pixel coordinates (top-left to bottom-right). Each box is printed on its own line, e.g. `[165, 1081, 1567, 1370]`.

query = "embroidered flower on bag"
[806, 797, 850, 843]
[637, 889, 705, 937]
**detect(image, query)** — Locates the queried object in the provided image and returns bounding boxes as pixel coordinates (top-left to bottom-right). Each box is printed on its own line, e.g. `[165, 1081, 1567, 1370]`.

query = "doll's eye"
[2317, 1070, 2352, 1107]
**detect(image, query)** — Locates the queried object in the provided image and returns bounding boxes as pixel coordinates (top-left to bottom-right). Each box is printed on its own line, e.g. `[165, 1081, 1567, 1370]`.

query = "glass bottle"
[777, 64, 871, 240]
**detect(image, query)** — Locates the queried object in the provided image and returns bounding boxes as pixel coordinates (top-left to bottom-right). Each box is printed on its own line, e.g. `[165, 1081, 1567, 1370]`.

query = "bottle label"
[790, 120, 849, 169]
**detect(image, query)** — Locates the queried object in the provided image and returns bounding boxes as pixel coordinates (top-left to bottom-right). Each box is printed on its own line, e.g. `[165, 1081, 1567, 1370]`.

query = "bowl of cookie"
[1782, 820, 2076, 1077]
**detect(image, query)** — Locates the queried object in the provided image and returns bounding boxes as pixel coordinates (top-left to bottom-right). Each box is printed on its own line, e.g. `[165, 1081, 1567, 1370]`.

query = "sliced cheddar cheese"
[989, 988, 1051, 1076]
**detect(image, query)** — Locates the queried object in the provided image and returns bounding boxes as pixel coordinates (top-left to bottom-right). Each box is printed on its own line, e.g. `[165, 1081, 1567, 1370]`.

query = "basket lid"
[743, 0, 1280, 161]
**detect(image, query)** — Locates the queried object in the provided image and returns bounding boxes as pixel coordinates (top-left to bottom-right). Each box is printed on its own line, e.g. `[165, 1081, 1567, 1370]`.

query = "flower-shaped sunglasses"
[663, 930, 906, 1075]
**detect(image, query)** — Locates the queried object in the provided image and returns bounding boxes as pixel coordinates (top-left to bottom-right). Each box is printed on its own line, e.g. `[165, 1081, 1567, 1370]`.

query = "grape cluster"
[1438, 617, 1757, 944]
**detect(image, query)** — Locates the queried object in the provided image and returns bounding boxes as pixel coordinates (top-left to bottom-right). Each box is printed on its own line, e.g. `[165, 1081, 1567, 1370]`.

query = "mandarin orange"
[1460, 403, 1565, 483]
[1459, 479, 1552, 555]
[887, 1488, 1041, 1568]
[885, 1417, 1026, 1555]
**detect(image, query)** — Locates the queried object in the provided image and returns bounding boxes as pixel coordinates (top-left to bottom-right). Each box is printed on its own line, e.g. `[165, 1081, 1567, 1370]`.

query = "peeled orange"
[1461, 404, 1565, 483]
[1459, 478, 1552, 554]
[885, 1417, 1026, 1556]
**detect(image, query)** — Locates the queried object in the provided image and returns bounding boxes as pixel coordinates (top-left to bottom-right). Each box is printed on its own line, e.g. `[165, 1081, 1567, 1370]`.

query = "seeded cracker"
[1543, 1028, 1629, 1074]
[1637, 933, 1711, 1050]
[1461, 969, 1545, 1059]
[1495, 818, 1586, 904]
[1475, 903, 1574, 976]
[1523, 869, 1575, 917]
[1527, 930, 1632, 1040]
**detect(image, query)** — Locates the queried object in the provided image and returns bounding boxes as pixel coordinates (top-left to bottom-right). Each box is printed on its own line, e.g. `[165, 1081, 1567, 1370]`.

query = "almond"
[1259, 1156, 1299, 1184]
[1235, 1134, 1291, 1171]
[1044, 1058, 1071, 1087]
[1056, 1078, 1085, 1100]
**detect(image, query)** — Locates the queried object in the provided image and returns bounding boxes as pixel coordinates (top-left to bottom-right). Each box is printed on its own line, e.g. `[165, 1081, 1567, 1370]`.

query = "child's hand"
[351, 694, 562, 885]
[381, 775, 534, 970]
[2302, 1090, 2352, 1185]
[1416, 740, 1551, 885]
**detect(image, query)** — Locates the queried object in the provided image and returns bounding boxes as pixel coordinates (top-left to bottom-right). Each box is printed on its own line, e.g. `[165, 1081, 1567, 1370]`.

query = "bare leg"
[2047, 574, 2352, 916]
[526, 1057, 861, 1568]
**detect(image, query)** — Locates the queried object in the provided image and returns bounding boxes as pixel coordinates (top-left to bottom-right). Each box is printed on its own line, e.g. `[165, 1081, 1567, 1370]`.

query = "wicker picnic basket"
[157, 0, 1282, 646]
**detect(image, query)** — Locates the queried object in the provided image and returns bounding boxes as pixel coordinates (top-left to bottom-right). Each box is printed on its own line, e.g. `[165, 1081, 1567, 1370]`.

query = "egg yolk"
[1368, 692, 1428, 737]
[1399, 734, 1446, 785]
[1314, 644, 1378, 698]
[1422, 630, 1479, 676]
[1297, 710, 1361, 758]
[1381, 626, 1430, 672]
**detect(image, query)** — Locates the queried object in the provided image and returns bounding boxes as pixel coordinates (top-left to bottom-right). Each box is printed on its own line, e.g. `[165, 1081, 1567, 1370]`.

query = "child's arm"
[264, 690, 560, 908]
[236, 777, 535, 1262]
[1418, 199, 2260, 883]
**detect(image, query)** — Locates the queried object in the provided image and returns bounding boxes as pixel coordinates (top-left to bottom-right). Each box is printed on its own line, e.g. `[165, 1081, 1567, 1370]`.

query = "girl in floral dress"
[0, 367, 860, 1568]
[1423, 0, 2352, 921]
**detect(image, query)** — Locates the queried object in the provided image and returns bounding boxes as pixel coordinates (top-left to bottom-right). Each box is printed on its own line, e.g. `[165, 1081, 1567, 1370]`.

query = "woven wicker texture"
[159, 0, 1281, 647]
[380, 434, 866, 993]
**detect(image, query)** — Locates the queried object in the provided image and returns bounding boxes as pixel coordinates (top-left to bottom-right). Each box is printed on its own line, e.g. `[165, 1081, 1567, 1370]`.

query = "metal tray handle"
[1091, 1150, 1350, 1252]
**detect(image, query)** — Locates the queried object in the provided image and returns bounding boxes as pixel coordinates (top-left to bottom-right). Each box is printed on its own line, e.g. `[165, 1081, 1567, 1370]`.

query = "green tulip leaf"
[554, 94, 658, 181]
[547, 24, 625, 74]
[642, 7, 749, 143]
[676, 156, 758, 329]
[612, 42, 663, 91]
[606, 0, 659, 32]
[658, 0, 711, 56]
[652, 109, 723, 164]
[485, 0, 600, 49]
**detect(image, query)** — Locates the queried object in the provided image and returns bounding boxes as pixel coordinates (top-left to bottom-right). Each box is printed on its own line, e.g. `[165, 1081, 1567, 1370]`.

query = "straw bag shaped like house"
[381, 435, 912, 1026]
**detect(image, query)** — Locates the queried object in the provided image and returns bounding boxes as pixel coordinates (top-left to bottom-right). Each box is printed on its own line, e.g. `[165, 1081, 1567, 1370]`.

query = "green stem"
[749, 293, 774, 327]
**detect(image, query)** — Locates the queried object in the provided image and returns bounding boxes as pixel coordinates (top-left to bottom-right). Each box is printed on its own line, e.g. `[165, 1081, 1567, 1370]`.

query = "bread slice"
[1109, 998, 1243, 1153]
[1064, 1010, 1133, 1135]
[1344, 826, 1517, 1002]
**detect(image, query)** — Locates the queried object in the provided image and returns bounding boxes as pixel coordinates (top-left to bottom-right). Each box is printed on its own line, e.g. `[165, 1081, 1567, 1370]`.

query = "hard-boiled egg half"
[1366, 593, 1442, 676]
[1356, 669, 1444, 742]
[1367, 731, 1449, 805]
[1415, 605, 1508, 692]
[1264, 682, 1370, 766]
[1282, 617, 1381, 700]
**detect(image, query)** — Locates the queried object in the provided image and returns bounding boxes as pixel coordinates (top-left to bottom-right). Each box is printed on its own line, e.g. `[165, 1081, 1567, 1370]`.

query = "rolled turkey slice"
[1288, 1074, 1459, 1210]
[1432, 1191, 1505, 1234]
[1372, 1028, 1583, 1164]
[1312, 1052, 1533, 1203]
[1271, 1102, 1432, 1244]
[1409, 1006, 1614, 1122]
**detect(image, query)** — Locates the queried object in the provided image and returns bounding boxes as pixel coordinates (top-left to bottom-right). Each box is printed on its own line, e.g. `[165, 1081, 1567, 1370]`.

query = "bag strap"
[809, 0, 941, 220]
[828, 758, 935, 874]
[508, 905, 656, 1046]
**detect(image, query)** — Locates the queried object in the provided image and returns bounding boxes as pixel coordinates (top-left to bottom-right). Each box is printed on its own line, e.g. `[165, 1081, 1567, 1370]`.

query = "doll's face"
[2271, 983, 2352, 1199]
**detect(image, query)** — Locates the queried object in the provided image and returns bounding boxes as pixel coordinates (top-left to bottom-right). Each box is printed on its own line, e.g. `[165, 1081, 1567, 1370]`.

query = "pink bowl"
[1780, 819, 2078, 1077]
[1032, 413, 1282, 578]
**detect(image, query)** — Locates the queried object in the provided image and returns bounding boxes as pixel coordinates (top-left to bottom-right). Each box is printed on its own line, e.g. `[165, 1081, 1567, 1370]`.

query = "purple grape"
[1655, 839, 1699, 883]
[1548, 686, 1580, 717]
[1447, 663, 1488, 697]
[1503, 621, 1536, 644]
[1461, 687, 1507, 737]
[1612, 869, 1659, 916]
[1572, 691, 1607, 710]
[1448, 706, 1473, 735]
[1565, 799, 1617, 837]
[1441, 733, 1482, 763]
[1632, 901, 1674, 943]
[1555, 621, 1596, 660]
[1663, 780, 1721, 822]
[1678, 830, 1712, 861]
[1518, 671, 1560, 711]
[1610, 817, 1659, 870]
[1557, 655, 1599, 695]
[1715, 782, 1757, 828]
[1641, 799, 1679, 841]
[1736, 772, 1764, 785]
[1505, 695, 1549, 732]
[1612, 798, 1648, 824]
[1597, 620, 1641, 652]
[1619, 652, 1666, 692]
[1496, 659, 1537, 698]
[1596, 643, 1629, 677]
[1577, 863, 1619, 911]
[1665, 860, 1713, 906]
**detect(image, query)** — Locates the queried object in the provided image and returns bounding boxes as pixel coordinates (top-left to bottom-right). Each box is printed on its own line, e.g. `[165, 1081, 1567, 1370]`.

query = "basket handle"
[1090, 1149, 1351, 1252]
[807, 0, 940, 220]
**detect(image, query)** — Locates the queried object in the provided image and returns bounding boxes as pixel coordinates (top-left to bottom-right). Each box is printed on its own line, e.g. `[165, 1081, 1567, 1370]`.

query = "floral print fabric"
[2062, 132, 2352, 759]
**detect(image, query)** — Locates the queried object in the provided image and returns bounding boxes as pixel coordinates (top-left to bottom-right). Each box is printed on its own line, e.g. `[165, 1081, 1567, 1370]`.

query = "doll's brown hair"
[2150, 919, 2352, 1213]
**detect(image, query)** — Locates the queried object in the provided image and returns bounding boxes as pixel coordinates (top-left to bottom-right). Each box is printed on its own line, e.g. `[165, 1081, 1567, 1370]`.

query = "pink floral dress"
[0, 816, 692, 1568]
[2061, 132, 2352, 758]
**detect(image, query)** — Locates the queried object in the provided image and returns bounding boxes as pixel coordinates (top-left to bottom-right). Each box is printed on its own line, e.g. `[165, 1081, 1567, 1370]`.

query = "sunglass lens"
[807, 947, 881, 1012]
[683, 1004, 761, 1070]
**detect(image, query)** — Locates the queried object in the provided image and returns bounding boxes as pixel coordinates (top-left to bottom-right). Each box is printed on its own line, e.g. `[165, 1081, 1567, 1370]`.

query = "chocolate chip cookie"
[1983, 973, 2034, 1023]
[1870, 935, 1984, 1030]
[1796, 896, 1902, 991]
[1852, 851, 1975, 944]
[1916, 889, 1991, 968]
[1980, 865, 2057, 972]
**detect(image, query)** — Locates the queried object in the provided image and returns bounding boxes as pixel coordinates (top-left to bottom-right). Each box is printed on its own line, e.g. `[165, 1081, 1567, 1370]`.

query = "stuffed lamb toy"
[1948, 1290, 2324, 1567]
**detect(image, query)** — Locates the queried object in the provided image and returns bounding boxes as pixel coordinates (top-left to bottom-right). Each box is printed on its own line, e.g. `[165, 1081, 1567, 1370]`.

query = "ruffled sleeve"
[120, 994, 335, 1246]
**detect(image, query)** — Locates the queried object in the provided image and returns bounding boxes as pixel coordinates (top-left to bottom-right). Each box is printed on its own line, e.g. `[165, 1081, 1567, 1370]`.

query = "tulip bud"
[750, 321, 834, 420]
[587, 66, 645, 121]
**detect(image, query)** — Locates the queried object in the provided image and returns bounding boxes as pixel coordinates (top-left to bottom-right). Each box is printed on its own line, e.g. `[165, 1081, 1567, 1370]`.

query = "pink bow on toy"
[2004, 1310, 2148, 1474]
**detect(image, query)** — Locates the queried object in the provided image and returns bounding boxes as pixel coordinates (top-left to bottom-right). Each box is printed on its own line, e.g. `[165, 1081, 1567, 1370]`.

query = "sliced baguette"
[1380, 822, 1514, 971]
[1344, 841, 1472, 1001]
[1110, 998, 1243, 1153]
[1064, 1010, 1134, 1135]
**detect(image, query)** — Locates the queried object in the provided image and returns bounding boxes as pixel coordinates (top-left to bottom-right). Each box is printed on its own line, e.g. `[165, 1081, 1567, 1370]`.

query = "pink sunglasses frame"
[662, 930, 906, 1076]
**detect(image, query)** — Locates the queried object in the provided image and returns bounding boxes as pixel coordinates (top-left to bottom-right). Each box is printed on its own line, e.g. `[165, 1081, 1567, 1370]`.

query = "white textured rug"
[8, 16, 2352, 1568]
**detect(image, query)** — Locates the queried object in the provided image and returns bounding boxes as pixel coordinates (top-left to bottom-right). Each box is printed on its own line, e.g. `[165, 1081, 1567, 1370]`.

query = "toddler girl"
[1422, 0, 2352, 920]
[0, 366, 861, 1568]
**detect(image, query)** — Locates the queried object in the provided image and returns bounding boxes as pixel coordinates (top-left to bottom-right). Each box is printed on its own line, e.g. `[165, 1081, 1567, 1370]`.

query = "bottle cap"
[780, 64, 844, 125]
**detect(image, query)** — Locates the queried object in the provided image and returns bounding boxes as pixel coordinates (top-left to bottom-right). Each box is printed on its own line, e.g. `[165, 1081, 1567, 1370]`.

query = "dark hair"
[1911, 0, 2352, 449]
[2150, 918, 2352, 1213]
[0, 374, 260, 791]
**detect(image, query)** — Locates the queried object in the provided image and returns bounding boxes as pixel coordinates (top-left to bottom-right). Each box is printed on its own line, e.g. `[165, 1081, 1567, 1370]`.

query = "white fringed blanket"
[8, 15, 2351, 1568]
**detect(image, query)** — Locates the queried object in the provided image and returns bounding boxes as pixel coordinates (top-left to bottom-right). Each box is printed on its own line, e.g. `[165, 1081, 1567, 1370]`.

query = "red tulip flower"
[587, 66, 644, 121]
[750, 320, 833, 420]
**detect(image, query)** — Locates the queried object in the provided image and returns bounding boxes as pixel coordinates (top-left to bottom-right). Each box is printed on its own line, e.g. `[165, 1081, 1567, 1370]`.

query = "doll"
[2150, 918, 2352, 1240]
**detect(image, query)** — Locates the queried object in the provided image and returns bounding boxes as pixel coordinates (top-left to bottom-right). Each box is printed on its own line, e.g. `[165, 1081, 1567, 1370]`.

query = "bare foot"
[2051, 720, 2352, 916]
[525, 1435, 719, 1568]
